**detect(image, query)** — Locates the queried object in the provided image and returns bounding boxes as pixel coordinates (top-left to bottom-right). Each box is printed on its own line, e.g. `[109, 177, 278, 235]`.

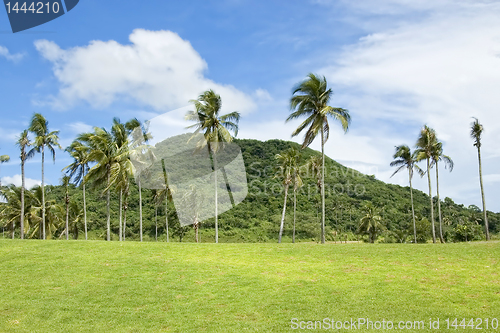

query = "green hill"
[5, 138, 498, 242]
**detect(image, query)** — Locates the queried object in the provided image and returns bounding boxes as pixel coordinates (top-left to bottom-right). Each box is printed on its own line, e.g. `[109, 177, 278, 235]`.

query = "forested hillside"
[3, 139, 498, 242]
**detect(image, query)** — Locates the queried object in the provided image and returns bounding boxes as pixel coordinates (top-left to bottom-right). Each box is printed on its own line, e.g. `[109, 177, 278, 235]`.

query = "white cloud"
[0, 46, 24, 63]
[314, 0, 500, 210]
[1, 175, 41, 189]
[34, 29, 256, 114]
[67, 122, 93, 134]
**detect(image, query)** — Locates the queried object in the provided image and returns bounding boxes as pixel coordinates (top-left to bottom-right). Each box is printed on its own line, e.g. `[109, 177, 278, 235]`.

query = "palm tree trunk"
[139, 179, 143, 242]
[214, 152, 218, 244]
[435, 161, 445, 243]
[20, 158, 25, 240]
[65, 192, 69, 241]
[293, 188, 297, 244]
[119, 190, 123, 242]
[155, 206, 158, 242]
[426, 158, 436, 243]
[83, 183, 87, 240]
[409, 169, 417, 244]
[194, 221, 199, 243]
[41, 146, 46, 240]
[320, 130, 325, 244]
[123, 198, 127, 241]
[477, 147, 490, 240]
[165, 197, 169, 242]
[106, 171, 110, 241]
[278, 184, 289, 243]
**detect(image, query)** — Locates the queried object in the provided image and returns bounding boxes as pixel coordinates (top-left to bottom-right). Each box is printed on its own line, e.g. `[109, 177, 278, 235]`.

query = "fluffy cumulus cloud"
[34, 29, 257, 114]
[1, 175, 41, 189]
[315, 0, 500, 210]
[0, 46, 24, 62]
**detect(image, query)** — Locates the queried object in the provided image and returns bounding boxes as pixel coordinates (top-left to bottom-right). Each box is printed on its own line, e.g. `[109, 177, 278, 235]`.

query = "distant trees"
[287, 74, 350, 244]
[357, 202, 384, 243]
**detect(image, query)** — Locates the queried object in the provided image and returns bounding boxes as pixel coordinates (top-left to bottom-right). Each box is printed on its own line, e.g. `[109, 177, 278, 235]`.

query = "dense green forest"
[2, 138, 497, 243]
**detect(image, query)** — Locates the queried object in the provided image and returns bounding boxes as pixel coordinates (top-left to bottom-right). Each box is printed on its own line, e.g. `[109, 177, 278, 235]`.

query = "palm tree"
[415, 125, 439, 243]
[287, 73, 351, 244]
[357, 202, 384, 243]
[180, 184, 204, 243]
[154, 159, 174, 242]
[431, 141, 453, 243]
[0, 184, 31, 238]
[275, 148, 300, 243]
[79, 127, 117, 241]
[28, 113, 61, 240]
[16, 130, 34, 240]
[128, 119, 152, 242]
[470, 118, 489, 241]
[390, 145, 422, 243]
[64, 140, 90, 240]
[29, 185, 63, 239]
[185, 89, 240, 243]
[0, 154, 9, 185]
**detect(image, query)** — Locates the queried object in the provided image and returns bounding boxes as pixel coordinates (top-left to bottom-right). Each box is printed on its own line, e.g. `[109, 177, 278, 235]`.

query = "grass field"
[0, 240, 499, 332]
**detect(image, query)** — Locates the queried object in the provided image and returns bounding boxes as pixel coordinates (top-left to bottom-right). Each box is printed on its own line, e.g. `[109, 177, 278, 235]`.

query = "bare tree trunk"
[278, 185, 289, 243]
[119, 190, 122, 242]
[214, 152, 218, 243]
[427, 158, 436, 243]
[41, 146, 46, 240]
[409, 169, 417, 244]
[65, 190, 69, 241]
[320, 130, 325, 244]
[20, 157, 25, 239]
[106, 171, 110, 241]
[436, 161, 445, 243]
[165, 198, 169, 242]
[83, 183, 87, 240]
[477, 147, 490, 240]
[139, 179, 143, 242]
[293, 188, 296, 243]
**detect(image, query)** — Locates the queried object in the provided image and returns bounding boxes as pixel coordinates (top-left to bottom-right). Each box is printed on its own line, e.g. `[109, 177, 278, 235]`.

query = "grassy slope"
[1, 240, 499, 332]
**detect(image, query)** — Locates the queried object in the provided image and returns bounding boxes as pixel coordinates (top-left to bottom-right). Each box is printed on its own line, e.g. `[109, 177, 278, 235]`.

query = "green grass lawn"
[0, 240, 499, 332]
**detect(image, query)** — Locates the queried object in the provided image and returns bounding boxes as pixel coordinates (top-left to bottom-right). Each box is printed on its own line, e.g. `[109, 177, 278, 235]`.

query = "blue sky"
[2, 0, 500, 212]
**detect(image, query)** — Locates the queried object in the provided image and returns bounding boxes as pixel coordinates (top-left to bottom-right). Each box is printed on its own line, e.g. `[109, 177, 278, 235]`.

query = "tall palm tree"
[275, 148, 300, 243]
[390, 145, 422, 243]
[287, 74, 351, 244]
[16, 130, 34, 240]
[28, 113, 61, 240]
[64, 140, 90, 240]
[470, 118, 489, 241]
[432, 141, 453, 243]
[185, 89, 240, 243]
[128, 119, 152, 242]
[357, 202, 384, 243]
[415, 125, 439, 243]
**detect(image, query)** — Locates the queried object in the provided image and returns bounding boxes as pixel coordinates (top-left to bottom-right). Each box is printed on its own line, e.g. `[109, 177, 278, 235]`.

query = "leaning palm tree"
[470, 118, 490, 241]
[390, 145, 423, 243]
[275, 148, 300, 243]
[287, 74, 351, 244]
[415, 125, 439, 243]
[185, 89, 240, 243]
[28, 113, 61, 240]
[64, 140, 90, 240]
[431, 141, 453, 243]
[357, 202, 384, 243]
[16, 130, 34, 240]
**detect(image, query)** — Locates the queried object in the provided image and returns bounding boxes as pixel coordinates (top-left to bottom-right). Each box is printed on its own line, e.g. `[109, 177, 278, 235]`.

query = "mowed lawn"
[0, 240, 499, 332]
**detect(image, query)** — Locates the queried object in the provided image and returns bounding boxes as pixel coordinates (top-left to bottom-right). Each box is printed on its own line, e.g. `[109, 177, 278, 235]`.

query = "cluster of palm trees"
[391, 120, 491, 243]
